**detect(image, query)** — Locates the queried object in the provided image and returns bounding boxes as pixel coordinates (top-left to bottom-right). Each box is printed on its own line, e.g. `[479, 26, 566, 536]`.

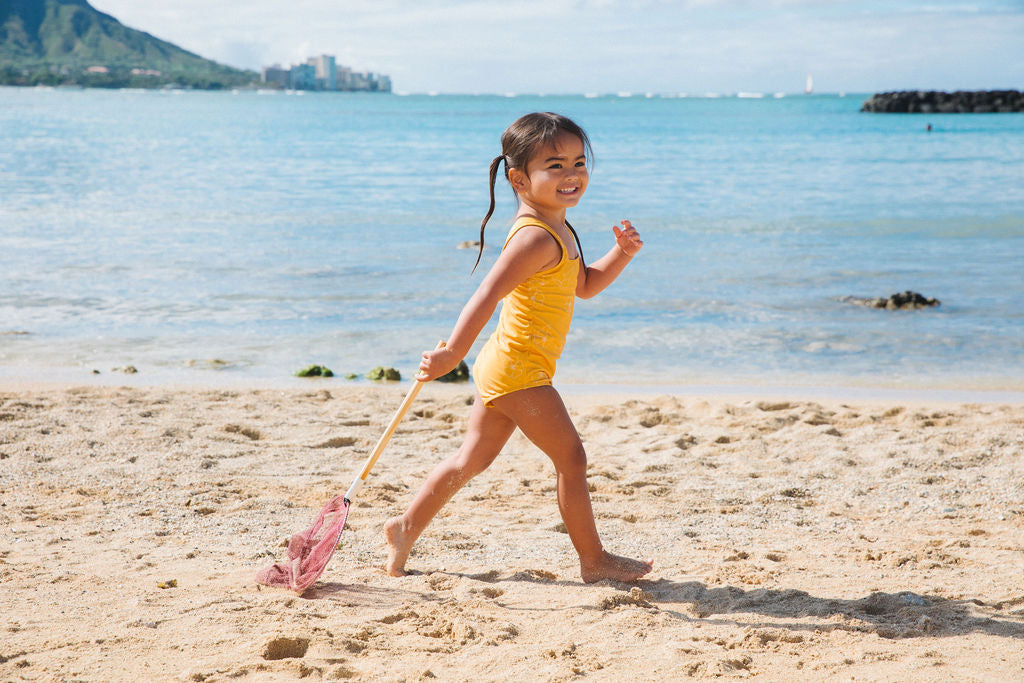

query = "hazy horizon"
[88, 1, 1024, 95]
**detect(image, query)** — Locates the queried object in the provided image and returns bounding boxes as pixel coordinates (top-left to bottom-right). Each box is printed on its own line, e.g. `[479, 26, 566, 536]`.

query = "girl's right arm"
[417, 227, 561, 381]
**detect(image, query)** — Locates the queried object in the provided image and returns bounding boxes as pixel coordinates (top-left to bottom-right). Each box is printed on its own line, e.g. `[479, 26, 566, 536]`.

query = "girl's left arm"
[576, 220, 643, 299]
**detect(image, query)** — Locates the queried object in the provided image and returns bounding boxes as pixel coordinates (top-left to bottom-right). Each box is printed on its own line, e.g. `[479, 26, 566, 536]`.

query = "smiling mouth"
[558, 187, 578, 195]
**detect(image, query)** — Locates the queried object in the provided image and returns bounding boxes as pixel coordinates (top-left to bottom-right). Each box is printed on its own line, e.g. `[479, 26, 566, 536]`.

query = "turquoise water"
[1, 87, 1023, 392]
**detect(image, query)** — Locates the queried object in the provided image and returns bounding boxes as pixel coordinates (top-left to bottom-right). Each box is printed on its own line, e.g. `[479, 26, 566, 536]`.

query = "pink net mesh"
[256, 495, 350, 593]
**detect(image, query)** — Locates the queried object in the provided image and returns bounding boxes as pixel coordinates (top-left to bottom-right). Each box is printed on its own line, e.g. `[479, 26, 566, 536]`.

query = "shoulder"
[480, 224, 562, 295]
[508, 216, 560, 250]
[505, 224, 562, 265]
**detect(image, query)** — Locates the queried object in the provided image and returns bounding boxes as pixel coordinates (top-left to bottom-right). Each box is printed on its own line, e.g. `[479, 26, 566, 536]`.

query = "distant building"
[348, 71, 370, 91]
[261, 64, 289, 88]
[289, 64, 316, 90]
[261, 54, 390, 92]
[336, 65, 351, 89]
[308, 55, 336, 90]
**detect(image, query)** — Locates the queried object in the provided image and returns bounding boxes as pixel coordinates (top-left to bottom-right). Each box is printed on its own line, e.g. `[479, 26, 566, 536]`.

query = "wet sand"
[1, 383, 1022, 680]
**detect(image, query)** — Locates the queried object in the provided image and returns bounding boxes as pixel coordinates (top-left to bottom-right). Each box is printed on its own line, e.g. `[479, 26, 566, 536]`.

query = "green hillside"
[0, 0, 256, 88]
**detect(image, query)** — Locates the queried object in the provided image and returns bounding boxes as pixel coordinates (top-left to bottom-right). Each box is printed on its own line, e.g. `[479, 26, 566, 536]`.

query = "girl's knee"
[452, 445, 499, 479]
[551, 443, 588, 478]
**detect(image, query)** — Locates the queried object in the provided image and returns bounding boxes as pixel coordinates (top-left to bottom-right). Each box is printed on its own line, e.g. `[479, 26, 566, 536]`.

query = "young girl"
[385, 112, 652, 583]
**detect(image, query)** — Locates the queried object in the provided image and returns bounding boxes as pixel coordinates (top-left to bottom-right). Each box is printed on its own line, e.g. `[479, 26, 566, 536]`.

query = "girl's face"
[512, 132, 589, 215]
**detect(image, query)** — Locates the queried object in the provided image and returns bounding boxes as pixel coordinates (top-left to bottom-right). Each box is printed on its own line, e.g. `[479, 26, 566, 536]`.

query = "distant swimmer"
[926, 123, 933, 132]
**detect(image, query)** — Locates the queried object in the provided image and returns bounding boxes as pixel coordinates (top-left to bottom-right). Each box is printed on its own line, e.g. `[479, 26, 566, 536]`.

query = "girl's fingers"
[615, 221, 641, 240]
[612, 220, 643, 257]
[618, 220, 638, 237]
[418, 347, 448, 381]
[417, 358, 433, 381]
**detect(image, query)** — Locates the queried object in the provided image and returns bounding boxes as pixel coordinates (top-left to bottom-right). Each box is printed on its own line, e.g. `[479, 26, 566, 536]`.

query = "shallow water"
[1, 87, 1022, 392]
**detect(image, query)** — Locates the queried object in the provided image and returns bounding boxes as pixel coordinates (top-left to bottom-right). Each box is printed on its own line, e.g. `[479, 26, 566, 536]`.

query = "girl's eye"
[575, 161, 586, 167]
[548, 163, 563, 169]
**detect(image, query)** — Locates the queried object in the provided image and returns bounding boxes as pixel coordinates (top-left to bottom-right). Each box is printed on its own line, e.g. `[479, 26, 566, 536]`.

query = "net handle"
[344, 341, 445, 503]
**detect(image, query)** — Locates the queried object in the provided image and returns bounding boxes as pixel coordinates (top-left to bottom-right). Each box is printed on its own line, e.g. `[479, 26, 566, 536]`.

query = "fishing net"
[256, 495, 350, 593]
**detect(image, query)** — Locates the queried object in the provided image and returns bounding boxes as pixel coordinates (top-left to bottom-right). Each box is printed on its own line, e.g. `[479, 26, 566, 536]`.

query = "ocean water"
[1, 87, 1023, 396]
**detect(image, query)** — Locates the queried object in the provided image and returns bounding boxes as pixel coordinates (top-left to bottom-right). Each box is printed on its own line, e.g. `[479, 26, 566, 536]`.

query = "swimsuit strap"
[504, 217, 572, 266]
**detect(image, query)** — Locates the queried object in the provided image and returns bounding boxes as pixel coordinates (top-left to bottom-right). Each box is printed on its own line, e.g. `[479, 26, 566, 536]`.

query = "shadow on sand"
[449, 569, 1024, 641]
[292, 570, 1024, 642]
[637, 578, 1024, 640]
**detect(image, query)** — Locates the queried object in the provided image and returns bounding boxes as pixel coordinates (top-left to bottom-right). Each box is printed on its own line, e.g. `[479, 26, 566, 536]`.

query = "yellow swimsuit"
[473, 217, 580, 405]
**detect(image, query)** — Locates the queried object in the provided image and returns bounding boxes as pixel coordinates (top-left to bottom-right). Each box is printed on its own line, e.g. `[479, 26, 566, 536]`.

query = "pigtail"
[473, 154, 505, 274]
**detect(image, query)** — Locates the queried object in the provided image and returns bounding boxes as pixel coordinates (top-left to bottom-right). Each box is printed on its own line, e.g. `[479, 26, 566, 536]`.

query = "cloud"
[90, 1, 1024, 93]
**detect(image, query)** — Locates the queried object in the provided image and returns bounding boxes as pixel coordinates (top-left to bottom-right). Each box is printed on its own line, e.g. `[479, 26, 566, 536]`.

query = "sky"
[91, 0, 1024, 95]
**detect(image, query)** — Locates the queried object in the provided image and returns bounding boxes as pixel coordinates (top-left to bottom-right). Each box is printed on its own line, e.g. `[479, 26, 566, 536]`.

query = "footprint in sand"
[599, 587, 654, 610]
[224, 424, 262, 440]
[467, 569, 501, 583]
[312, 436, 357, 448]
[262, 636, 309, 660]
[755, 401, 794, 412]
[379, 609, 418, 624]
[675, 434, 698, 450]
[509, 568, 558, 582]
[427, 574, 456, 591]
[719, 655, 754, 674]
[744, 628, 804, 647]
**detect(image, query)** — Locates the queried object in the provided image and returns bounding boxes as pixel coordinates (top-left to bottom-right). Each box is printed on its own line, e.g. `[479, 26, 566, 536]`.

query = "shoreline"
[558, 381, 1024, 406]
[2, 371, 1022, 405]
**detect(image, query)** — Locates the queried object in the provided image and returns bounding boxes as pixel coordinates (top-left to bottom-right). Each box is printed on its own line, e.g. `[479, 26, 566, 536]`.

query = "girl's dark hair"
[473, 112, 592, 273]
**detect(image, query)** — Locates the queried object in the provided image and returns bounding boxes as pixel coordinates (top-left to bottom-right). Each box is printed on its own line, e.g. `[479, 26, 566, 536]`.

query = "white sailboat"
[805, 73, 814, 94]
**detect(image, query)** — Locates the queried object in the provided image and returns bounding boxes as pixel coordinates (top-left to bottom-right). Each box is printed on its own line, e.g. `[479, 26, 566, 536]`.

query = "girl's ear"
[508, 167, 528, 193]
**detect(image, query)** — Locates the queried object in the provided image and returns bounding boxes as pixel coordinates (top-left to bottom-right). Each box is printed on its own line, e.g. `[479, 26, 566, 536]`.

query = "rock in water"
[885, 291, 940, 309]
[366, 366, 401, 381]
[437, 360, 470, 383]
[296, 365, 334, 377]
[839, 291, 940, 310]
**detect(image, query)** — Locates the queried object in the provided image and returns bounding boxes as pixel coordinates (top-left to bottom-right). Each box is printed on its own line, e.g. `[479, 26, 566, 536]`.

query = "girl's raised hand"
[612, 220, 643, 257]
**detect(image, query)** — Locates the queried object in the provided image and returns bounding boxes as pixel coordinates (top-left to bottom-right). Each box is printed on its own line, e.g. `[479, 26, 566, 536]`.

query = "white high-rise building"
[308, 55, 337, 90]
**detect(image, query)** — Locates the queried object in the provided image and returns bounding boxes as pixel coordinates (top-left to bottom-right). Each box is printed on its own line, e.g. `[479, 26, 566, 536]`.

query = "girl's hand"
[416, 345, 459, 382]
[612, 220, 643, 257]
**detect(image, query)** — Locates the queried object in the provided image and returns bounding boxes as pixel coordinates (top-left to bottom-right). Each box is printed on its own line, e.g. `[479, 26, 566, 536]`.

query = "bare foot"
[384, 516, 413, 577]
[580, 551, 654, 583]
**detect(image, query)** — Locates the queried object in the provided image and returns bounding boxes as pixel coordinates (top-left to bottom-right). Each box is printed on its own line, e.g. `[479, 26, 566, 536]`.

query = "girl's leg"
[385, 394, 516, 576]
[491, 385, 653, 583]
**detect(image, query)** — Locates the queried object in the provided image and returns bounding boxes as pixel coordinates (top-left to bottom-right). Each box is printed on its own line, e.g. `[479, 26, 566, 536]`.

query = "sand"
[1, 382, 1022, 681]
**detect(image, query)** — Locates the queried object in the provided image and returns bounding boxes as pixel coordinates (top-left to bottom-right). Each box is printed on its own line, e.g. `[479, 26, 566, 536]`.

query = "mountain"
[0, 0, 256, 88]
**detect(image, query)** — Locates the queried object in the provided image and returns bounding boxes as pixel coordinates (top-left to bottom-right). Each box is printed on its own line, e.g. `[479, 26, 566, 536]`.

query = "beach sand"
[1, 382, 1022, 681]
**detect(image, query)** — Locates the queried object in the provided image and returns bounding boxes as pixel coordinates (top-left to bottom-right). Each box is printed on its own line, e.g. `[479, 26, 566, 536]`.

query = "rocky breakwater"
[861, 90, 1024, 113]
